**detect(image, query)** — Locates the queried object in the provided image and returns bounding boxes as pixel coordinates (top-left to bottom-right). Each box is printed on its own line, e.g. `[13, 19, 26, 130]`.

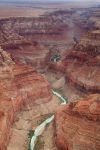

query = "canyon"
[0, 1, 100, 150]
[0, 47, 52, 149]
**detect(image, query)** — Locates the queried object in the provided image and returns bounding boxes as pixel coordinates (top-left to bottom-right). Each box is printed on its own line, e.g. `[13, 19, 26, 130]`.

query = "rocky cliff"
[55, 94, 100, 150]
[0, 10, 72, 44]
[64, 26, 100, 93]
[0, 10, 74, 70]
[2, 40, 50, 70]
[48, 7, 100, 150]
[0, 47, 51, 150]
[50, 19, 100, 93]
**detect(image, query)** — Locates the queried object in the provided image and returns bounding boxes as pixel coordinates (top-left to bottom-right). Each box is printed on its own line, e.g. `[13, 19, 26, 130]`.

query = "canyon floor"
[7, 95, 60, 150]
[7, 72, 84, 150]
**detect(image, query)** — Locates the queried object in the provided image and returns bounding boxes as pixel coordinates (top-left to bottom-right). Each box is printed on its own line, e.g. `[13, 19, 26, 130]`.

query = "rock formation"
[54, 8, 100, 150]
[0, 5, 99, 150]
[64, 25, 100, 93]
[0, 10, 72, 45]
[0, 47, 51, 150]
[0, 10, 74, 70]
[50, 10, 100, 93]
[55, 94, 100, 150]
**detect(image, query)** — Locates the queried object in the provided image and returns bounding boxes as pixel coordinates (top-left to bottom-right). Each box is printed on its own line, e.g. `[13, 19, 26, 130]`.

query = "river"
[30, 90, 67, 150]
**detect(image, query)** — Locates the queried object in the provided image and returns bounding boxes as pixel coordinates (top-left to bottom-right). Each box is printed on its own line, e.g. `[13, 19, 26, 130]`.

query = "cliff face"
[64, 26, 100, 93]
[0, 17, 53, 70]
[0, 10, 72, 44]
[0, 48, 14, 79]
[55, 94, 100, 150]
[50, 21, 100, 93]
[54, 13, 100, 147]
[0, 47, 51, 150]
[3, 41, 50, 70]
[0, 10, 74, 70]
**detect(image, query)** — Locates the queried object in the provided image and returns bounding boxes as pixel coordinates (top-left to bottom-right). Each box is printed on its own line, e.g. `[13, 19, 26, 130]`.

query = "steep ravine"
[7, 93, 60, 150]
[7, 88, 67, 150]
[30, 90, 67, 150]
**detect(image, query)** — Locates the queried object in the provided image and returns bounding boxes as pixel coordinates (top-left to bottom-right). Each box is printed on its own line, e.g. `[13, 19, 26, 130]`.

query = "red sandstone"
[55, 94, 100, 150]
[0, 47, 51, 150]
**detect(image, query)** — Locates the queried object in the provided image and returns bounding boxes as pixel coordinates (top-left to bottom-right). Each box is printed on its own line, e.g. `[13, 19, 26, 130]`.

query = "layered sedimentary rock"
[50, 9, 100, 93]
[50, 7, 100, 93]
[55, 94, 100, 150]
[0, 47, 51, 149]
[3, 40, 50, 70]
[0, 10, 72, 44]
[0, 10, 74, 70]
[64, 26, 100, 93]
[54, 14, 100, 150]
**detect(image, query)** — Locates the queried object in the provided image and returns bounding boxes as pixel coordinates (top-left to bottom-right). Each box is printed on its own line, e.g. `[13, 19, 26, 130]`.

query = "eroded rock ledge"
[50, 28, 100, 93]
[49, 7, 100, 94]
[55, 94, 100, 150]
[0, 47, 51, 150]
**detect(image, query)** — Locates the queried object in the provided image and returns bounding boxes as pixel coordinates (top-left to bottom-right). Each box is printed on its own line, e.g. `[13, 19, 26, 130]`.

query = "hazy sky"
[0, 0, 100, 3]
[0, 0, 99, 1]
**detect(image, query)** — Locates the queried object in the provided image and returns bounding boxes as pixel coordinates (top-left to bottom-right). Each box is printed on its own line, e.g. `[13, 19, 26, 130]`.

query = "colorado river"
[30, 90, 67, 150]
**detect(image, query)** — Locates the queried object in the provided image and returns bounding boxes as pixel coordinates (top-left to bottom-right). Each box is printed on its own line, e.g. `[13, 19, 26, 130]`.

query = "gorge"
[0, 1, 100, 150]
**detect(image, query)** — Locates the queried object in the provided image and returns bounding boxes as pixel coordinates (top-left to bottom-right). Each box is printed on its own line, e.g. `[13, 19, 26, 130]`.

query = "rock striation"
[3, 40, 50, 70]
[0, 10, 74, 70]
[0, 47, 51, 150]
[49, 7, 100, 94]
[0, 10, 72, 44]
[64, 26, 100, 93]
[50, 9, 100, 93]
[55, 94, 100, 150]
